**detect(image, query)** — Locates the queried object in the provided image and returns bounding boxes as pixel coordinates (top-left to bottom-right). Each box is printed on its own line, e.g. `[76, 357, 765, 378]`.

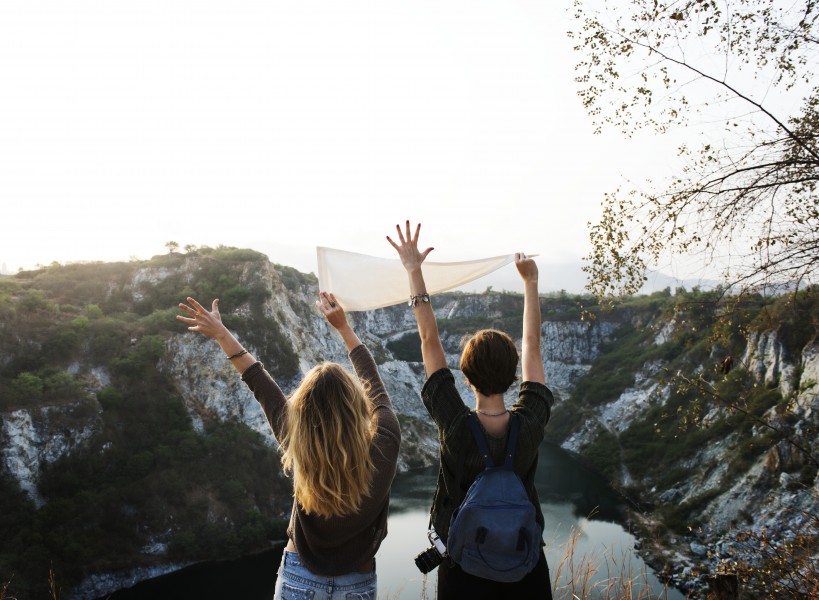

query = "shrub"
[386, 331, 422, 363]
[580, 429, 622, 481]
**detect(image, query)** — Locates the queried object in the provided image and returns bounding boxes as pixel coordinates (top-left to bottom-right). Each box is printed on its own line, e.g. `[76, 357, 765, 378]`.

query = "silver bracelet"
[226, 349, 248, 360]
[409, 293, 430, 308]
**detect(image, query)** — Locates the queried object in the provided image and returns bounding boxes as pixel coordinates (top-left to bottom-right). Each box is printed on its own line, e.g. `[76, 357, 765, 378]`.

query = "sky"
[0, 1, 688, 293]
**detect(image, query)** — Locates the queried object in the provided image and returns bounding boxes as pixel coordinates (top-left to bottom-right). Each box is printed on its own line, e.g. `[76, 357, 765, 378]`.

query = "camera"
[414, 529, 447, 574]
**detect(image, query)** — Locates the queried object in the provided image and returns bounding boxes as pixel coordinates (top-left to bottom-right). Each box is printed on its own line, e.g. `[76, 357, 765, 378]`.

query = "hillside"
[0, 248, 817, 598]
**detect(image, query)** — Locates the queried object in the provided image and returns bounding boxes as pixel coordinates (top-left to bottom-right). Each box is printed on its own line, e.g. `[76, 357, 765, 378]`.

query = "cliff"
[1, 251, 816, 598]
[549, 291, 819, 595]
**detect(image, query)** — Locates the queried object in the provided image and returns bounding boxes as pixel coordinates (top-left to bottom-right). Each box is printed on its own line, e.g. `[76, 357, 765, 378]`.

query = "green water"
[376, 443, 685, 599]
[101, 443, 685, 599]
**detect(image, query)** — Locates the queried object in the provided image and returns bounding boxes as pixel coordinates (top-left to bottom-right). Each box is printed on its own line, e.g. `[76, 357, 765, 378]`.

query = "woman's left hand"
[316, 292, 348, 331]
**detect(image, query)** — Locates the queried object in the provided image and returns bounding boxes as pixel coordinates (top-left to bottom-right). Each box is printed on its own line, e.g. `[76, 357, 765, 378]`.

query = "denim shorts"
[273, 549, 377, 600]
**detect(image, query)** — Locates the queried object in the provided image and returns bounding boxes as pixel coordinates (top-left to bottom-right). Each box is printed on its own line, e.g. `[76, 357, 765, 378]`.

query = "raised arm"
[177, 292, 365, 442]
[177, 291, 362, 371]
[516, 254, 545, 384]
[176, 297, 257, 373]
[317, 291, 392, 409]
[387, 221, 447, 377]
[316, 291, 362, 352]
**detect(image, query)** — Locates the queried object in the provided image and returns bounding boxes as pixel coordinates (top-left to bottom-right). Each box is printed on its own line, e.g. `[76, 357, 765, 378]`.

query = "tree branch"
[609, 28, 819, 162]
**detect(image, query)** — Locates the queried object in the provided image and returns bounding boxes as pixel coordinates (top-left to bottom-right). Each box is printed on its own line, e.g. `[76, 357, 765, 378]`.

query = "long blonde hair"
[281, 362, 376, 518]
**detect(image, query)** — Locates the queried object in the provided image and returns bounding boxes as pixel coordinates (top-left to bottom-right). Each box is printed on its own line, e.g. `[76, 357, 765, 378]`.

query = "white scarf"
[316, 247, 517, 311]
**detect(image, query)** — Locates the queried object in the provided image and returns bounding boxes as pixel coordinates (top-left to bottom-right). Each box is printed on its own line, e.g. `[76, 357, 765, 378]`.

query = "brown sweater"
[240, 344, 401, 575]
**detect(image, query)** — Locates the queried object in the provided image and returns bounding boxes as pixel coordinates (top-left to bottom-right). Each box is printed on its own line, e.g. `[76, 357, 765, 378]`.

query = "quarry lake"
[104, 443, 684, 600]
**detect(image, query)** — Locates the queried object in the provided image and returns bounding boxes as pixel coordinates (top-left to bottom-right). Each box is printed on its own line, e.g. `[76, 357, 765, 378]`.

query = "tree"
[570, 0, 818, 302]
[571, 3, 819, 596]
[165, 241, 179, 254]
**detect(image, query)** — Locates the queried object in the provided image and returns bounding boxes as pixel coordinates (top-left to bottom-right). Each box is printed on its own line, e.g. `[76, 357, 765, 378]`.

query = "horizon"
[0, 240, 721, 297]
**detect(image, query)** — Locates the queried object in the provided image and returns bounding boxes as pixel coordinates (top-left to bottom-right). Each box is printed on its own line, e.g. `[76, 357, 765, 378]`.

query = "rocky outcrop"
[4, 256, 817, 599]
[1, 262, 622, 508]
[542, 304, 818, 596]
[563, 359, 669, 455]
[1, 400, 100, 507]
[70, 563, 189, 600]
[162, 336, 275, 440]
[633, 335, 818, 595]
[743, 329, 800, 397]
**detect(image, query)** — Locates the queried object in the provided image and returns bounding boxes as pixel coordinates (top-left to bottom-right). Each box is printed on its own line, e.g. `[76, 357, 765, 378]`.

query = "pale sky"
[0, 1, 683, 292]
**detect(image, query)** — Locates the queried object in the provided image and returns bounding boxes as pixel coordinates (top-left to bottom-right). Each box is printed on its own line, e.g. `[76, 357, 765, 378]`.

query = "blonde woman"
[177, 291, 400, 600]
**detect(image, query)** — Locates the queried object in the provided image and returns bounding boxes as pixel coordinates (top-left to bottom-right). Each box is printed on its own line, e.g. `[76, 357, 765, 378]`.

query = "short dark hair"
[459, 329, 519, 395]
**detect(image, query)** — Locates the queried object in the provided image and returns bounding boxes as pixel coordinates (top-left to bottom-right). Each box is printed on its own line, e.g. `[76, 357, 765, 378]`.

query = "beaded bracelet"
[409, 293, 430, 308]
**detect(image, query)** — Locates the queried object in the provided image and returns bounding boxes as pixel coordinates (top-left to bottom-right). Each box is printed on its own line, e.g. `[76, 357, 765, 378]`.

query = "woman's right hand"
[515, 252, 538, 283]
[386, 220, 434, 272]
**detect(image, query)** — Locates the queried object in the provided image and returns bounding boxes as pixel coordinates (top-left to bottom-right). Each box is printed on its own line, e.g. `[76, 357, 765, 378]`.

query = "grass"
[3, 534, 678, 600]
[550, 527, 678, 600]
[0, 567, 60, 600]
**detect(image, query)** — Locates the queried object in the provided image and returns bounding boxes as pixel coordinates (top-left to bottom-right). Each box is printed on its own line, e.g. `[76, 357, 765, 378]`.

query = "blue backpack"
[446, 412, 542, 582]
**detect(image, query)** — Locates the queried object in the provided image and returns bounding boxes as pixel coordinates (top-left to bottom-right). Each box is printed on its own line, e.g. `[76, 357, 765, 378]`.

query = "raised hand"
[386, 220, 434, 271]
[316, 291, 362, 351]
[514, 252, 538, 283]
[316, 291, 348, 331]
[176, 297, 229, 340]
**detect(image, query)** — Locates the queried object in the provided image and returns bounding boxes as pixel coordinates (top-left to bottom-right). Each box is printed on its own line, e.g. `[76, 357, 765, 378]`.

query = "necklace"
[476, 408, 508, 417]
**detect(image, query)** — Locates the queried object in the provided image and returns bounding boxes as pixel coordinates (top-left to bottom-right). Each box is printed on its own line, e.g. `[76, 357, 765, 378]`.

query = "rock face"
[2, 255, 817, 598]
[2, 257, 632, 598]
[542, 320, 619, 401]
[163, 336, 275, 440]
[1, 401, 100, 508]
[158, 291, 623, 478]
[1, 259, 621, 510]
[554, 310, 819, 595]
[698, 339, 818, 528]
[563, 358, 668, 454]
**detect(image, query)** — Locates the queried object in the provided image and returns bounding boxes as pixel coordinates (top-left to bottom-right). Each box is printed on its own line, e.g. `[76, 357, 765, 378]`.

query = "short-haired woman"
[177, 292, 401, 600]
[388, 221, 554, 600]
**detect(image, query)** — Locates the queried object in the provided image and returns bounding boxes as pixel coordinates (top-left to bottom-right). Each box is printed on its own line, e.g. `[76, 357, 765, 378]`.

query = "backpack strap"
[503, 412, 521, 469]
[467, 414, 494, 469]
[467, 412, 521, 470]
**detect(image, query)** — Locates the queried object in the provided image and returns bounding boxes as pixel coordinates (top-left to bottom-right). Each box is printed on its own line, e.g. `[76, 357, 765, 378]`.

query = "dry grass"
[378, 573, 432, 600]
[6, 545, 675, 600]
[1, 566, 60, 600]
[47, 567, 59, 600]
[549, 526, 676, 600]
[374, 525, 679, 600]
[0, 578, 14, 600]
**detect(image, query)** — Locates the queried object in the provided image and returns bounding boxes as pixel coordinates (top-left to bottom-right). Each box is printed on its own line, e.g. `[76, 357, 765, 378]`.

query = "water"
[375, 443, 684, 599]
[103, 443, 684, 599]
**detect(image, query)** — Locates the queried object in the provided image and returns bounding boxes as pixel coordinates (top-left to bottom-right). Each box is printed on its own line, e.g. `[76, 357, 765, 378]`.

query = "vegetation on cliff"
[551, 285, 819, 597]
[1, 249, 817, 598]
[0, 249, 297, 598]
